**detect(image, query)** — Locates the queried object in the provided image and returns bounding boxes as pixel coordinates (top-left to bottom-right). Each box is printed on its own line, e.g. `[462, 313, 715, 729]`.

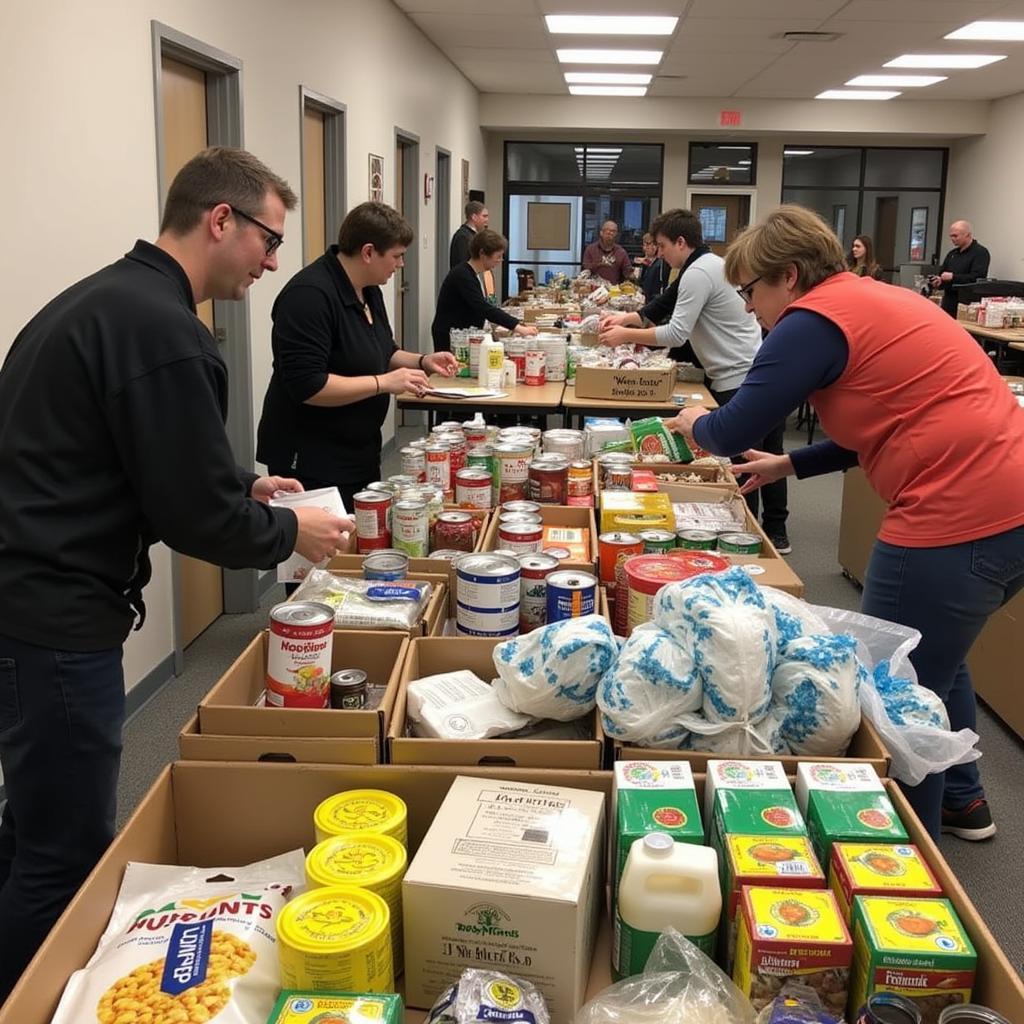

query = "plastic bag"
[426, 969, 549, 1024]
[292, 568, 431, 630]
[808, 603, 981, 786]
[753, 981, 840, 1023]
[575, 928, 755, 1024]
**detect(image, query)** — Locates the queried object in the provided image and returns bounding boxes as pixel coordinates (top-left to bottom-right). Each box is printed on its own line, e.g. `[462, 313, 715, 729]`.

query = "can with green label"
[467, 444, 499, 505]
[677, 529, 719, 550]
[718, 532, 763, 555]
[637, 529, 677, 553]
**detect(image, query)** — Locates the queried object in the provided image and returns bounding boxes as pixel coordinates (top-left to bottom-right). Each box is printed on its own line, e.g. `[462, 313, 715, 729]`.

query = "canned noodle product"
[267, 602, 335, 708]
[313, 789, 408, 847]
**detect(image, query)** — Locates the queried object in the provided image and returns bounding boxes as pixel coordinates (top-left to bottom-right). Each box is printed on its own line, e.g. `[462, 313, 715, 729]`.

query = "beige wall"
[0, 0, 484, 691]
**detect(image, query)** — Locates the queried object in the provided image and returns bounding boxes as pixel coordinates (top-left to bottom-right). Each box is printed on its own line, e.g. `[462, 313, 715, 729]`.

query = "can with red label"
[528, 457, 569, 505]
[424, 443, 452, 496]
[546, 570, 598, 623]
[493, 442, 533, 503]
[567, 460, 595, 507]
[434, 510, 478, 552]
[627, 552, 730, 635]
[525, 350, 547, 386]
[440, 436, 467, 481]
[498, 520, 544, 555]
[399, 447, 426, 482]
[455, 467, 493, 509]
[517, 552, 560, 632]
[498, 512, 542, 527]
[463, 420, 489, 447]
[266, 601, 334, 708]
[353, 490, 392, 552]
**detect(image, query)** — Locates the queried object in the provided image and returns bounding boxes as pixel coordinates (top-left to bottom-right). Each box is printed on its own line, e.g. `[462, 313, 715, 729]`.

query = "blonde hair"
[724, 204, 847, 292]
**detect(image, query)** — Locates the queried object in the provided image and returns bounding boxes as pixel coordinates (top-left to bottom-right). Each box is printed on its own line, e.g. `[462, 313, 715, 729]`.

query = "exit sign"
[720, 110, 742, 127]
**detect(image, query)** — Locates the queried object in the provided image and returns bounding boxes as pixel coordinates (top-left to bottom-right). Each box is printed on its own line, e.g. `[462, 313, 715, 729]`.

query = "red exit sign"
[719, 110, 742, 127]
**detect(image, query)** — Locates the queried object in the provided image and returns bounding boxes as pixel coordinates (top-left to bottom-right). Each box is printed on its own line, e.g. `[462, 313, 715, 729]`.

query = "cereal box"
[720, 834, 825, 973]
[830, 843, 942, 924]
[613, 760, 703, 898]
[733, 885, 852, 1017]
[267, 991, 403, 1023]
[795, 762, 908, 867]
[849, 895, 977, 1024]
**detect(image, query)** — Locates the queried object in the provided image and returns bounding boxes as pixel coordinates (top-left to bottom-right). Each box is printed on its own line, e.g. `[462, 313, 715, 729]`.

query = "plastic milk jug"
[478, 336, 504, 388]
[612, 832, 721, 979]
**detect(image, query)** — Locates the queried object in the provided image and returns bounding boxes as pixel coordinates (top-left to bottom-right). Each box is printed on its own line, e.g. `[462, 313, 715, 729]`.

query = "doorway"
[300, 87, 346, 265]
[688, 192, 752, 257]
[394, 130, 420, 352]
[874, 196, 899, 271]
[435, 148, 451, 297]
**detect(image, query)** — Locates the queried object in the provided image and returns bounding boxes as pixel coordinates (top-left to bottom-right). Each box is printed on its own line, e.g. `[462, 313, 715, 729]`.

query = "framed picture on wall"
[909, 207, 928, 261]
[368, 153, 384, 203]
[461, 158, 470, 205]
[832, 204, 846, 241]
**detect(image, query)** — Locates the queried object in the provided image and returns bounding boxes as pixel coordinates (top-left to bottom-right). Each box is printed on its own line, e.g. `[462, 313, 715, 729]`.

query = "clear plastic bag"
[425, 969, 549, 1024]
[575, 928, 755, 1024]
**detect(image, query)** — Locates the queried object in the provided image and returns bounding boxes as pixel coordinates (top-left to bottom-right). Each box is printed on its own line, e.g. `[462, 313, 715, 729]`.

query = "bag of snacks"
[629, 417, 692, 462]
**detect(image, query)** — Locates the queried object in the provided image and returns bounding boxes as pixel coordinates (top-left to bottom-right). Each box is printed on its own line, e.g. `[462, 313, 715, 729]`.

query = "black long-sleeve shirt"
[431, 261, 521, 351]
[937, 239, 991, 316]
[449, 224, 475, 268]
[0, 241, 296, 650]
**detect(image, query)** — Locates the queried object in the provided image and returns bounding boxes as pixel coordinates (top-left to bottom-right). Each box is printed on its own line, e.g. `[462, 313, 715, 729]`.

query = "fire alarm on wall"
[424, 173, 434, 200]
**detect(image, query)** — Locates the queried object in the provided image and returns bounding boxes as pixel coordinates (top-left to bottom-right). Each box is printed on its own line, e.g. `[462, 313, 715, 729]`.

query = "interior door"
[689, 193, 751, 257]
[874, 196, 899, 270]
[393, 141, 405, 345]
[161, 55, 224, 646]
[302, 106, 326, 265]
[435, 150, 450, 297]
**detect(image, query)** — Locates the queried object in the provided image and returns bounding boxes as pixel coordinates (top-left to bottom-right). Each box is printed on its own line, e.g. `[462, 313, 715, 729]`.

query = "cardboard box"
[830, 842, 943, 925]
[482, 504, 598, 573]
[389, 637, 605, 769]
[592, 460, 733, 505]
[837, 467, 886, 585]
[197, 631, 407, 747]
[402, 775, 605, 1023]
[522, 305, 577, 323]
[573, 365, 676, 403]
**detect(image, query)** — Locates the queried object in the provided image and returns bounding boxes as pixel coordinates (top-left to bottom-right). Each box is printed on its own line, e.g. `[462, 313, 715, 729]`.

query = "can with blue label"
[362, 551, 410, 581]
[454, 552, 520, 637]
[546, 569, 597, 622]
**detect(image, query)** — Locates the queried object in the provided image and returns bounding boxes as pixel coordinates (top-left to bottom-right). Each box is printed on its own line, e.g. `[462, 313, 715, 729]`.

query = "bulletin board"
[527, 202, 572, 251]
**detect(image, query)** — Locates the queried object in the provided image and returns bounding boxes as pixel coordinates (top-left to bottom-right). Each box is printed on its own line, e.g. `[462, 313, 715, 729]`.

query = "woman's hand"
[663, 407, 709, 442]
[251, 475, 303, 504]
[381, 366, 430, 395]
[514, 324, 539, 337]
[729, 449, 796, 495]
[599, 311, 637, 328]
[423, 352, 458, 377]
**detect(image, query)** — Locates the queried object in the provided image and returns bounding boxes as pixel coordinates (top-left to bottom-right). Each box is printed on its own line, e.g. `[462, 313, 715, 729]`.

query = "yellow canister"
[276, 884, 393, 993]
[313, 789, 408, 848]
[305, 832, 408, 976]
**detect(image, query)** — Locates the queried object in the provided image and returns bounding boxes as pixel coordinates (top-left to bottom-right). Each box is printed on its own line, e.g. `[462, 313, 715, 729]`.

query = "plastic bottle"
[612, 831, 721, 980]
[479, 336, 504, 388]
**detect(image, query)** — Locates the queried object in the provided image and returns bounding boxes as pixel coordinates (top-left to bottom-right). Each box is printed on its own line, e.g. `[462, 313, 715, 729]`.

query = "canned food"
[365, 480, 398, 494]
[387, 474, 418, 490]
[353, 490, 392, 552]
[529, 456, 569, 504]
[597, 532, 644, 586]
[424, 443, 452, 495]
[624, 554, 726, 636]
[677, 529, 720, 550]
[399, 446, 426, 482]
[543, 428, 585, 461]
[267, 602, 334, 708]
[498, 512, 542, 527]
[434, 510, 478, 552]
[467, 444, 499, 506]
[525, 349, 547, 385]
[493, 442, 533, 503]
[330, 668, 368, 709]
[455, 552, 520, 637]
[362, 551, 410, 581]
[518, 552, 560, 632]
[638, 529, 677, 553]
[442, 436, 467, 478]
[718, 532, 764, 555]
[463, 420, 489, 446]
[664, 550, 732, 576]
[455, 467, 493, 509]
[937, 1008, 1011, 1024]
[277, 885, 393, 994]
[567, 460, 594, 506]
[543, 545, 572, 560]
[502, 500, 542, 516]
[436, 420, 464, 432]
[499, 520, 544, 555]
[426, 548, 464, 563]
[392, 498, 429, 558]
[855, 993, 923, 1024]
[313, 789, 409, 847]
[546, 570, 597, 622]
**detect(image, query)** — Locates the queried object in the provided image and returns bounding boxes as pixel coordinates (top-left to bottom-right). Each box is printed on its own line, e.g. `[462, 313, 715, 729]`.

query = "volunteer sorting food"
[665, 203, 1024, 841]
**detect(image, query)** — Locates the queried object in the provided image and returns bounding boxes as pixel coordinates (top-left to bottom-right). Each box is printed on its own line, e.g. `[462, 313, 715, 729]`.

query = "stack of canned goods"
[596, 451, 635, 491]
[677, 529, 763, 554]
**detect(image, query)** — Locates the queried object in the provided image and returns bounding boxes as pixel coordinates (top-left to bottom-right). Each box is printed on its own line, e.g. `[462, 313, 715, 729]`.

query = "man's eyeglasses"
[230, 206, 284, 256]
[736, 275, 762, 303]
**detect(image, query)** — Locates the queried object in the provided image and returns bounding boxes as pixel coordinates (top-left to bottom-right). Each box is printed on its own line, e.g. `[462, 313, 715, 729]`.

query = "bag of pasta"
[52, 850, 306, 1024]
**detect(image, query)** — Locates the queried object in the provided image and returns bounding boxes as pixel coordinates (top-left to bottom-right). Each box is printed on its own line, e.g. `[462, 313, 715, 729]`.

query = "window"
[688, 143, 757, 186]
[698, 206, 728, 243]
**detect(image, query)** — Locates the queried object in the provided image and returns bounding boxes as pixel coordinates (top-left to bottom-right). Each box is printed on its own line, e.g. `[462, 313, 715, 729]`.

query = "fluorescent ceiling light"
[717, 145, 752, 150]
[564, 72, 652, 84]
[816, 89, 900, 100]
[885, 53, 1006, 69]
[738, 160, 751, 165]
[557, 48, 663, 64]
[846, 74, 946, 87]
[946, 21, 1024, 40]
[546, 15, 677, 35]
[784, 149, 815, 155]
[568, 85, 647, 96]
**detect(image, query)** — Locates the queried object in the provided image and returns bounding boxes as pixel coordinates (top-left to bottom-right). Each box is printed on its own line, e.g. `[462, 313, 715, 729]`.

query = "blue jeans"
[0, 635, 124, 1003]
[862, 524, 1024, 839]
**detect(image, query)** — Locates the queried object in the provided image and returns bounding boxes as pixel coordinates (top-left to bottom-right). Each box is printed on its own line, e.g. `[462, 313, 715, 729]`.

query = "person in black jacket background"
[929, 220, 991, 317]
[432, 229, 539, 352]
[449, 199, 489, 268]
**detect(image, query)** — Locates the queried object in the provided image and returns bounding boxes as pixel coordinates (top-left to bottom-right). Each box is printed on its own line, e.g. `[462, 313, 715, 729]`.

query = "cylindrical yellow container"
[313, 789, 408, 848]
[277, 884, 393, 993]
[305, 833, 408, 976]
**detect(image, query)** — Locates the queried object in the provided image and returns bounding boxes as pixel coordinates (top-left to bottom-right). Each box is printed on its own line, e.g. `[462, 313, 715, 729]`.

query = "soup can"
[363, 550, 409, 581]
[718, 532, 763, 555]
[543, 428, 585, 461]
[638, 529, 677, 553]
[546, 570, 598, 622]
[455, 467, 493, 509]
[392, 498, 429, 558]
[455, 552, 520, 638]
[502, 500, 542, 516]
[434, 510, 478, 552]
[677, 529, 719, 550]
[544, 545, 572, 561]
[525, 349, 547, 385]
[499, 520, 544, 555]
[266, 601, 334, 708]
[313, 788, 409, 847]
[463, 420, 489, 446]
[529, 456, 569, 505]
[353, 490, 392, 552]
[424, 443, 452, 495]
[567, 460, 595, 506]
[277, 885, 393, 994]
[518, 552, 560, 632]
[399, 446, 426, 482]
[493, 442, 533, 503]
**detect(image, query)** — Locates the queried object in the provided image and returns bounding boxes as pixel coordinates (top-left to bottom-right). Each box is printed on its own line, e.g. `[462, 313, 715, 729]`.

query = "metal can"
[463, 420, 489, 446]
[543, 428, 585, 461]
[597, 451, 635, 491]
[529, 456, 569, 505]
[266, 601, 334, 708]
[718, 532, 764, 555]
[424, 443, 452, 495]
[638, 529, 677, 553]
[598, 532, 644, 587]
[313, 788, 409, 847]
[443, 436, 467, 479]
[392, 498, 430, 558]
[493, 442, 533, 503]
[455, 552, 520, 637]
[501, 500, 542, 516]
[498, 512, 542, 527]
[624, 553, 728, 636]
[399, 446, 426, 482]
[937, 1008, 1011, 1024]
[546, 570, 598, 622]
[434, 510, 477, 552]
[455, 467, 493, 509]
[567, 460, 594, 507]
[855, 993, 923, 1024]
[525, 349, 547, 385]
[363, 551, 410, 581]
[436, 420, 464, 432]
[499, 520, 544, 555]
[518, 552, 560, 632]
[543, 545, 572, 560]
[365, 480, 398, 494]
[677, 529, 719, 550]
[467, 443, 499, 506]
[387, 473, 418, 490]
[427, 548, 464, 563]
[330, 668, 368, 709]
[353, 489, 393, 552]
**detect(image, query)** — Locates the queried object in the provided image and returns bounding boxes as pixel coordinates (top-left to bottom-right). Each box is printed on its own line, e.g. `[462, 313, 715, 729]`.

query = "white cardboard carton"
[402, 775, 605, 1023]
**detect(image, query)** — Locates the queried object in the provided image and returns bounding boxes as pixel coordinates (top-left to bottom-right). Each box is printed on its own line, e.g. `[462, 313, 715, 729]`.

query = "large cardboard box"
[389, 637, 605, 769]
[837, 467, 886, 585]
[197, 630, 407, 748]
[482, 504, 598, 573]
[573, 365, 675, 402]
[592, 459, 734, 505]
[402, 775, 605, 1023]
[522, 304, 577, 323]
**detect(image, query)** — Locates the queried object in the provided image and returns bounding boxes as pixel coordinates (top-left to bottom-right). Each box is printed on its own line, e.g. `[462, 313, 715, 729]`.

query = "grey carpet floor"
[117, 423, 1024, 971]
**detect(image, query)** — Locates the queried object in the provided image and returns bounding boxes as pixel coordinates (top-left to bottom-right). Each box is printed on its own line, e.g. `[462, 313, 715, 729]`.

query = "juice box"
[705, 760, 807, 867]
[629, 469, 659, 492]
[267, 991, 403, 1023]
[629, 416, 692, 462]
[720, 834, 825, 974]
[795, 762, 907, 867]
[599, 491, 675, 533]
[613, 760, 703, 898]
[541, 525, 590, 562]
[733, 885, 852, 1017]
[849, 896, 977, 1024]
[830, 843, 942, 925]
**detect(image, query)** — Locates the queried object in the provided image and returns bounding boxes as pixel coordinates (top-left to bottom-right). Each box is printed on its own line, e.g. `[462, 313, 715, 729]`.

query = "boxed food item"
[402, 775, 605, 1023]
[849, 895, 977, 1024]
[267, 991, 403, 1023]
[542, 524, 591, 562]
[599, 491, 675, 533]
[733, 885, 852, 1017]
[720, 834, 825, 973]
[830, 842, 942, 924]
[795, 763, 907, 868]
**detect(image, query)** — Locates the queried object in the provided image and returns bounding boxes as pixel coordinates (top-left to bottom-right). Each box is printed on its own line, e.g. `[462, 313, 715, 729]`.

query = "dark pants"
[861, 524, 1024, 839]
[709, 386, 789, 536]
[0, 635, 124, 1003]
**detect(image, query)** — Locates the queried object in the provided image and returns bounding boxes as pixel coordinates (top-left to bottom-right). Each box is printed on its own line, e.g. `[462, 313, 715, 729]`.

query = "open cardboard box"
[389, 637, 606, 769]
[573, 364, 676, 403]
[196, 630, 408, 748]
[522, 304, 578, 323]
[5, 763, 1023, 1024]
[482, 503, 599, 573]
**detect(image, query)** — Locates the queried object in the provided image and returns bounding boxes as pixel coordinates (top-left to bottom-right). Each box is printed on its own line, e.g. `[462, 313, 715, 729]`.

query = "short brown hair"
[725, 204, 846, 292]
[160, 146, 297, 235]
[465, 200, 486, 220]
[650, 208, 702, 249]
[469, 228, 507, 259]
[337, 202, 414, 255]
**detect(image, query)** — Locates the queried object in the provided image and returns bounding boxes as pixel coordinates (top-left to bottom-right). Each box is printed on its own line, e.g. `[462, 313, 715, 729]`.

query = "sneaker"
[767, 533, 792, 555]
[941, 799, 996, 841]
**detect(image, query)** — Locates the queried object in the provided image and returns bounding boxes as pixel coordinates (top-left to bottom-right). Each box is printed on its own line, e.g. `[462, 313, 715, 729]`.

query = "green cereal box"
[266, 991, 403, 1023]
[614, 760, 704, 897]
[849, 896, 977, 1024]
[705, 760, 807, 867]
[629, 417, 692, 462]
[795, 763, 908, 868]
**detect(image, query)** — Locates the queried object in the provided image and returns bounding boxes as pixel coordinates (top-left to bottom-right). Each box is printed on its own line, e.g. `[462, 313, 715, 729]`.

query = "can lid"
[938, 1008, 1011, 1024]
[277, 885, 390, 952]
[270, 601, 335, 627]
[642, 832, 675, 854]
[864, 992, 924, 1023]
[438, 511, 474, 524]
[330, 669, 368, 690]
[313, 789, 407, 839]
[306, 833, 407, 889]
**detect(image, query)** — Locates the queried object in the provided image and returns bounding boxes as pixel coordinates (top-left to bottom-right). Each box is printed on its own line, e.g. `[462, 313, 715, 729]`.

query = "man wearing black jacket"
[449, 200, 489, 268]
[929, 220, 991, 318]
[0, 147, 351, 1002]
